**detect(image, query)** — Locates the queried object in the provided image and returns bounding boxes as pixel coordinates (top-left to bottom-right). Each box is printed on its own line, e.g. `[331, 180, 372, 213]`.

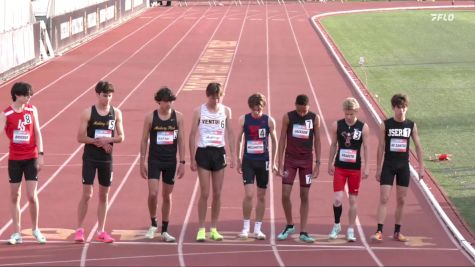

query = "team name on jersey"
[154, 125, 177, 131]
[201, 119, 222, 125]
[93, 121, 106, 126]
[387, 128, 411, 138]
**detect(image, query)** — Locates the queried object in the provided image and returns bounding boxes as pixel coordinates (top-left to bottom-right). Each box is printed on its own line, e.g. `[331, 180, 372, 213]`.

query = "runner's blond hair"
[342, 97, 360, 111]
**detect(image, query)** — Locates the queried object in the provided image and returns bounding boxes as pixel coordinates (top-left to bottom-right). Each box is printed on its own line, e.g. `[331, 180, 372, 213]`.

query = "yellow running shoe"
[196, 228, 206, 242]
[209, 228, 223, 241]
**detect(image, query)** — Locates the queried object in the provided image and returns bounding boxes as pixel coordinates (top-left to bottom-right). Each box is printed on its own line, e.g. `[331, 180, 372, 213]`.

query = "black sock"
[151, 217, 158, 227]
[162, 221, 169, 233]
[285, 224, 294, 231]
[333, 205, 342, 224]
[377, 224, 383, 232]
[300, 232, 308, 237]
[394, 224, 401, 233]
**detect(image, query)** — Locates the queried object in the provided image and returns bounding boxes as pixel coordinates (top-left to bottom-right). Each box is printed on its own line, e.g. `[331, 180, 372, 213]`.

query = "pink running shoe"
[74, 228, 85, 243]
[96, 231, 114, 243]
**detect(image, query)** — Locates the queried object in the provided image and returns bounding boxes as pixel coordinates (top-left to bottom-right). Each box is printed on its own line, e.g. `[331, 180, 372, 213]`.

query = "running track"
[0, 2, 473, 266]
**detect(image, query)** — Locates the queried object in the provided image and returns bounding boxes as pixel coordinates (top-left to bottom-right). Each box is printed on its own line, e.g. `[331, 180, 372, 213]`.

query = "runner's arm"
[268, 116, 279, 173]
[327, 121, 338, 176]
[277, 113, 289, 175]
[375, 123, 386, 181]
[411, 123, 425, 180]
[225, 106, 235, 168]
[361, 123, 370, 179]
[236, 115, 245, 173]
[189, 107, 200, 171]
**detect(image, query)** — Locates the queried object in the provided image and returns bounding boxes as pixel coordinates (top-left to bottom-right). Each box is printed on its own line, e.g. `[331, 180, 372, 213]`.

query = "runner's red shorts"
[333, 167, 361, 195]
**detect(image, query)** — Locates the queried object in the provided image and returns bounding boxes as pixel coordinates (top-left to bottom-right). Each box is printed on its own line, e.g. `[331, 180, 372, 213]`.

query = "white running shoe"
[254, 231, 266, 240]
[145, 226, 158, 239]
[238, 230, 249, 239]
[328, 223, 341, 240]
[8, 232, 22, 245]
[33, 229, 47, 244]
[347, 228, 357, 242]
[161, 232, 176, 242]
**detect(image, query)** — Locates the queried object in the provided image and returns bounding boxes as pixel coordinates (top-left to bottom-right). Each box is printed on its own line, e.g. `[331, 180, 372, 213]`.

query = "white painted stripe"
[266, 2, 285, 267]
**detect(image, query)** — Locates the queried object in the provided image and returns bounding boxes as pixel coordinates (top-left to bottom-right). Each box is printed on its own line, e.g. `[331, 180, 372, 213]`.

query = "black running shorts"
[8, 159, 38, 183]
[242, 158, 269, 189]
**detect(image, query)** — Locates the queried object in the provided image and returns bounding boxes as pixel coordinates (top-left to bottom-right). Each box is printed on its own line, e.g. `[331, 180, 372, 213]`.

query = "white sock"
[254, 221, 262, 233]
[243, 219, 250, 232]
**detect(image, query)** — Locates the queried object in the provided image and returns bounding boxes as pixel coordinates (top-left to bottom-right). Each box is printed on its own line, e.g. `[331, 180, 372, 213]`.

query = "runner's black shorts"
[380, 160, 410, 187]
[148, 161, 176, 185]
[8, 159, 38, 183]
[82, 159, 113, 187]
[242, 158, 269, 189]
[195, 147, 226, 171]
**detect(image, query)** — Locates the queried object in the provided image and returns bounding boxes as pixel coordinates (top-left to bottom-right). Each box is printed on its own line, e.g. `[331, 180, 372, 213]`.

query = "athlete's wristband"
[315, 160, 320, 165]
[38, 152, 44, 156]
[179, 160, 186, 164]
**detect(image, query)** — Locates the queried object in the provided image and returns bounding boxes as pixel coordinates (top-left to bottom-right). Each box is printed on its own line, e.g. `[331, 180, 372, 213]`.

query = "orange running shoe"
[371, 231, 383, 242]
[393, 232, 408, 242]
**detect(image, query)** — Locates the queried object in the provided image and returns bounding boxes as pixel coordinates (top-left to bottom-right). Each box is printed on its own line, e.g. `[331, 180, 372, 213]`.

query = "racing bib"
[292, 124, 310, 139]
[305, 174, 312, 185]
[13, 130, 30, 144]
[339, 149, 357, 163]
[94, 129, 112, 139]
[246, 140, 264, 154]
[156, 131, 174, 145]
[203, 132, 224, 146]
[390, 138, 407, 152]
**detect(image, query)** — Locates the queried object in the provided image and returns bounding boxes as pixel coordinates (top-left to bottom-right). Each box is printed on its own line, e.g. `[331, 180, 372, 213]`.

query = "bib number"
[305, 174, 312, 185]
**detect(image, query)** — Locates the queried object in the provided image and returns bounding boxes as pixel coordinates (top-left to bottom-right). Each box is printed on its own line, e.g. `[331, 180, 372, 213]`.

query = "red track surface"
[0, 2, 473, 266]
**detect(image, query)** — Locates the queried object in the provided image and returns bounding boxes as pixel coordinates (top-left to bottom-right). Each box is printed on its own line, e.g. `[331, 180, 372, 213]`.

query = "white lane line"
[265, 2, 285, 267]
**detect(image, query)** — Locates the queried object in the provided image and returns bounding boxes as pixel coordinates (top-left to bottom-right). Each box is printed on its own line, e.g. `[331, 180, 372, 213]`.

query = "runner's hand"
[190, 160, 197, 172]
[237, 159, 242, 174]
[375, 170, 381, 182]
[228, 155, 235, 169]
[362, 168, 369, 180]
[176, 163, 185, 179]
[312, 164, 320, 179]
[102, 143, 113, 153]
[418, 168, 424, 181]
[328, 165, 335, 176]
[140, 162, 148, 179]
[272, 164, 278, 175]
[36, 155, 44, 172]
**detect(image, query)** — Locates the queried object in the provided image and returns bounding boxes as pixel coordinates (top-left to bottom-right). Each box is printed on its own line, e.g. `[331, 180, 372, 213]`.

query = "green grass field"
[321, 10, 475, 231]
